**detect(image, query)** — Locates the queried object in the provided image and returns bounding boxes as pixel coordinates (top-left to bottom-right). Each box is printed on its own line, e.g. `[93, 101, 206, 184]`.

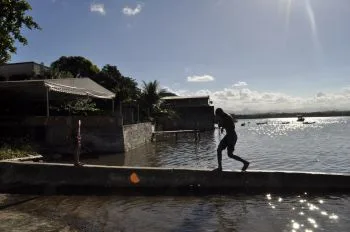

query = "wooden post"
[74, 120, 84, 167]
[46, 87, 50, 117]
[112, 100, 115, 113]
[120, 102, 123, 125]
[131, 108, 134, 123]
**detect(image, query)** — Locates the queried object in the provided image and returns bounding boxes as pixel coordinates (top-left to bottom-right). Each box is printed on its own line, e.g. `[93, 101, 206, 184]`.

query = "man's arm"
[218, 120, 224, 133]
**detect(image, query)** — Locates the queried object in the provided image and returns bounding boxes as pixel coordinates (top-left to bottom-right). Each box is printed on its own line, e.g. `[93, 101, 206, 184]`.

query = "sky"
[11, 0, 350, 114]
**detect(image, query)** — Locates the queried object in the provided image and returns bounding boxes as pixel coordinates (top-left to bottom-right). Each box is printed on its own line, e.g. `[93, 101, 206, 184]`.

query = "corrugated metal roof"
[45, 78, 115, 99]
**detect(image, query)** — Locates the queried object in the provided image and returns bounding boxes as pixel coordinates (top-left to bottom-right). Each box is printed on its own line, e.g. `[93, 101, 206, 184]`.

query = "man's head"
[215, 108, 224, 116]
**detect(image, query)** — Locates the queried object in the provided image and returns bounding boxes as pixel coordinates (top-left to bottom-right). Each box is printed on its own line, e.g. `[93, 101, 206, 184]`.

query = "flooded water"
[1, 117, 350, 231]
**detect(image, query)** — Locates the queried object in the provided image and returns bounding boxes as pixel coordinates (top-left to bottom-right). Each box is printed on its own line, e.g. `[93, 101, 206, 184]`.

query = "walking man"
[215, 108, 249, 171]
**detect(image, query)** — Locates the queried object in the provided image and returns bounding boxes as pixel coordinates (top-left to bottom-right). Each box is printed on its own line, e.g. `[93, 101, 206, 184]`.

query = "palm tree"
[140, 80, 176, 119]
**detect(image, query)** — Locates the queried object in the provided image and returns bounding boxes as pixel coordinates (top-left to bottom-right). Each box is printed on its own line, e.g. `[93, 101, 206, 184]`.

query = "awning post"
[46, 87, 50, 117]
[112, 99, 115, 113]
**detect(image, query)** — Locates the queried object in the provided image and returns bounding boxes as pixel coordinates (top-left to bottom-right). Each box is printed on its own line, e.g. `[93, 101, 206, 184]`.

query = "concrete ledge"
[1, 161, 350, 195]
[4, 155, 43, 162]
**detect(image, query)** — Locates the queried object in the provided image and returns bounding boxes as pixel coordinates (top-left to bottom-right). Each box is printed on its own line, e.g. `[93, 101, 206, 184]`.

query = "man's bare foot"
[74, 162, 85, 167]
[213, 167, 222, 172]
[242, 161, 249, 172]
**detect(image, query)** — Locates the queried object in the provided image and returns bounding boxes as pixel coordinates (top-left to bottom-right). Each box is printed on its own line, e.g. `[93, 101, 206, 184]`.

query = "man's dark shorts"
[218, 133, 237, 152]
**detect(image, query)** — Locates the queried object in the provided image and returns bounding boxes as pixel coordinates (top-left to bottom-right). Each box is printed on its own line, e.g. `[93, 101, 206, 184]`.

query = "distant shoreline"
[232, 111, 350, 119]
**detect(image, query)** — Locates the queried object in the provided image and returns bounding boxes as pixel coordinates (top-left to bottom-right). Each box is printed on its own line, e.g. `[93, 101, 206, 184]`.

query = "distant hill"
[232, 111, 350, 119]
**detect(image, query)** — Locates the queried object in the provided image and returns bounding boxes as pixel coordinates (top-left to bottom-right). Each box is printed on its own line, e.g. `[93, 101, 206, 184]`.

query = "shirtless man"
[215, 108, 249, 171]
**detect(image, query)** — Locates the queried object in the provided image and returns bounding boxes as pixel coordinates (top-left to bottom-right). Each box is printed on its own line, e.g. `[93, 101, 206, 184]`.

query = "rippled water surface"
[89, 116, 350, 173]
[1, 117, 349, 231]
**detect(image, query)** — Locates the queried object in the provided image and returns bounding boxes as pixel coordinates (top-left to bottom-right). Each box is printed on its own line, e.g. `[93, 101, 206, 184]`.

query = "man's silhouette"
[215, 108, 249, 171]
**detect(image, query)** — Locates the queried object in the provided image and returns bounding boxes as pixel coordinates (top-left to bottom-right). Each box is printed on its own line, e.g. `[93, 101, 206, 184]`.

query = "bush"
[0, 137, 38, 160]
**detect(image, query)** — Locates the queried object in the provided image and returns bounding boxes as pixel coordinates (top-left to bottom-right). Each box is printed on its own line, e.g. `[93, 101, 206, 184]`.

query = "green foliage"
[50, 97, 99, 116]
[51, 56, 100, 77]
[0, 137, 38, 160]
[43, 68, 74, 79]
[139, 80, 177, 119]
[0, 0, 41, 64]
[92, 64, 140, 103]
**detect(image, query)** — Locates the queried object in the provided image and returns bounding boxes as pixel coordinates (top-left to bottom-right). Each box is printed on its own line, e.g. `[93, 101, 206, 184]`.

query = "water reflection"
[82, 117, 350, 174]
[0, 193, 349, 231]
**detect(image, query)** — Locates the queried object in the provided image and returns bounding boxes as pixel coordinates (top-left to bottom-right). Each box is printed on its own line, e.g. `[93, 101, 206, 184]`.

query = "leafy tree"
[92, 64, 140, 103]
[0, 0, 40, 64]
[51, 56, 100, 77]
[91, 64, 121, 91]
[139, 80, 176, 119]
[43, 68, 74, 79]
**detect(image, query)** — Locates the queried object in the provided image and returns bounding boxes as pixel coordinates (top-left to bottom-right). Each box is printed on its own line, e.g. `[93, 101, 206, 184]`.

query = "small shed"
[158, 95, 214, 131]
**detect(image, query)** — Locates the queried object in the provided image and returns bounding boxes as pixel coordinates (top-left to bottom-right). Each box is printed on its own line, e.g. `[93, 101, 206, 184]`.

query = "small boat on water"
[241, 123, 246, 126]
[303, 121, 316, 124]
[256, 122, 268, 125]
[297, 115, 305, 122]
[281, 122, 290, 124]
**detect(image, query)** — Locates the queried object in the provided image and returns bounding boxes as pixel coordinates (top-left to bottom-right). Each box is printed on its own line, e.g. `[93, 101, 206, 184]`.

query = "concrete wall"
[123, 123, 152, 152]
[1, 162, 350, 195]
[157, 106, 215, 131]
[0, 63, 34, 79]
[0, 62, 49, 80]
[0, 116, 152, 155]
[28, 116, 124, 154]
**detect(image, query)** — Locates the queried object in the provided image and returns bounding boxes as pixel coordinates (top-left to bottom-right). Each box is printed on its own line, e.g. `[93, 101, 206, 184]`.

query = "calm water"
[1, 117, 349, 231]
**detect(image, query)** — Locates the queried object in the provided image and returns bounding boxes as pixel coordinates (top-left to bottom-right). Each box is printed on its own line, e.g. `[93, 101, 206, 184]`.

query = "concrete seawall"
[0, 116, 153, 154]
[1, 161, 350, 195]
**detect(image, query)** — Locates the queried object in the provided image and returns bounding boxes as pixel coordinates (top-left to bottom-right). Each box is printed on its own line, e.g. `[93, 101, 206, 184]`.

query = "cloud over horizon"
[233, 81, 248, 87]
[123, 4, 143, 16]
[164, 85, 350, 114]
[187, 75, 215, 82]
[90, 3, 106, 15]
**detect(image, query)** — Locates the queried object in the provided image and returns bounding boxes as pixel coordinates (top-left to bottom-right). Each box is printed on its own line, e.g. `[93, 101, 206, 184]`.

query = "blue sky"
[11, 0, 350, 113]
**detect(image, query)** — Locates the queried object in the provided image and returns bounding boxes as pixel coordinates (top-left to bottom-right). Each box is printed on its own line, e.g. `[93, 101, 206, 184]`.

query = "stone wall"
[122, 122, 152, 152]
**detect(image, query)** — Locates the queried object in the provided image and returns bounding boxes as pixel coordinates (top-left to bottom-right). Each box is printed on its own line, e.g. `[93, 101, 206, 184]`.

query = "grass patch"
[0, 138, 39, 160]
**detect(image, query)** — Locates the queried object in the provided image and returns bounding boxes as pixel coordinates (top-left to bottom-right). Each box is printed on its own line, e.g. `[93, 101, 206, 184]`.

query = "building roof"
[0, 78, 115, 99]
[0, 61, 49, 68]
[161, 95, 210, 100]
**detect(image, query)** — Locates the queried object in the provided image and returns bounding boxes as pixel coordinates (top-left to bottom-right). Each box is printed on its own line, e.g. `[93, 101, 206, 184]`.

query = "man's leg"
[216, 137, 227, 171]
[227, 147, 249, 171]
[217, 148, 223, 171]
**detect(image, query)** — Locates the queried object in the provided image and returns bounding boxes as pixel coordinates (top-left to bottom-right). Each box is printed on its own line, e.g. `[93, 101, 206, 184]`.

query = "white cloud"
[187, 75, 215, 82]
[316, 92, 326, 98]
[343, 87, 350, 94]
[90, 3, 106, 15]
[166, 86, 350, 114]
[123, 4, 143, 16]
[233, 81, 248, 87]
